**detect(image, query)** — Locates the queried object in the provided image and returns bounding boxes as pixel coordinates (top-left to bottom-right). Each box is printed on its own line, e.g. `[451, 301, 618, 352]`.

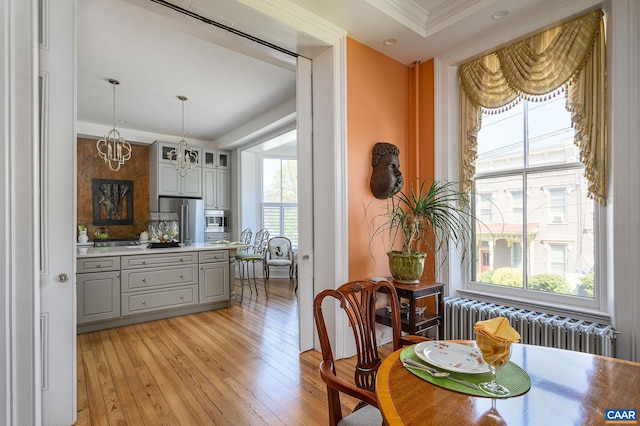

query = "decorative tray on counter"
[147, 242, 181, 249]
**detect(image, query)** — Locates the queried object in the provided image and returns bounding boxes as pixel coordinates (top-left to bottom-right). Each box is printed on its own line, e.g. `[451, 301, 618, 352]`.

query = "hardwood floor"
[76, 278, 367, 425]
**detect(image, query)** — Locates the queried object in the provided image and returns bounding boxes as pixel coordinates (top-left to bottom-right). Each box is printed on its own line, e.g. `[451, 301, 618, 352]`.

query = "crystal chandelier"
[169, 95, 198, 177]
[96, 79, 131, 171]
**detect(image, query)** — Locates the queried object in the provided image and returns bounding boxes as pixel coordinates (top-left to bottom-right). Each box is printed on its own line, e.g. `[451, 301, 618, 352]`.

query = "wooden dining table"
[376, 341, 640, 425]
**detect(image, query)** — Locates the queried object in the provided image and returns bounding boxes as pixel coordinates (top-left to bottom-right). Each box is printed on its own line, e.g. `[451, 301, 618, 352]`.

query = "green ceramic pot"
[387, 250, 426, 284]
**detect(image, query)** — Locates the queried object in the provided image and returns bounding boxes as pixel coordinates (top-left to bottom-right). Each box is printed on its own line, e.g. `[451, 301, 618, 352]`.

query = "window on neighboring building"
[548, 244, 567, 276]
[472, 95, 595, 299]
[548, 188, 567, 223]
[509, 190, 523, 223]
[478, 193, 493, 222]
[511, 242, 522, 269]
[262, 157, 298, 248]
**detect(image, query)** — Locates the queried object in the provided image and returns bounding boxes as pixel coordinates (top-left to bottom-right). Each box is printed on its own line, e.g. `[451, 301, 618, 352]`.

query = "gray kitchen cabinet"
[202, 149, 230, 169]
[121, 252, 198, 316]
[76, 248, 236, 332]
[204, 232, 231, 242]
[199, 250, 230, 304]
[203, 168, 230, 210]
[150, 141, 202, 204]
[76, 257, 121, 325]
[124, 286, 198, 314]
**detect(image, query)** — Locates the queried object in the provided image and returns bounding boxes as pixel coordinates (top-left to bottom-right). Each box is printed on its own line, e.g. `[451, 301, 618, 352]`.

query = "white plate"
[414, 341, 489, 374]
[125, 245, 147, 249]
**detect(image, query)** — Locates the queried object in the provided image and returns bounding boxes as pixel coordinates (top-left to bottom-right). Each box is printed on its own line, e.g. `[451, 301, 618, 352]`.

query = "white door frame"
[38, 0, 78, 423]
[296, 57, 314, 351]
[1, 0, 41, 423]
[2, 0, 352, 423]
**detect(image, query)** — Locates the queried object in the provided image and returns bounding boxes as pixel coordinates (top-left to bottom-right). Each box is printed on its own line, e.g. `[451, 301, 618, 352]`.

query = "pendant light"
[96, 79, 132, 171]
[169, 95, 198, 177]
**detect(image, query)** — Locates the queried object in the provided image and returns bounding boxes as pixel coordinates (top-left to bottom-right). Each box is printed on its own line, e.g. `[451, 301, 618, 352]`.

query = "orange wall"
[77, 138, 150, 240]
[347, 38, 435, 281]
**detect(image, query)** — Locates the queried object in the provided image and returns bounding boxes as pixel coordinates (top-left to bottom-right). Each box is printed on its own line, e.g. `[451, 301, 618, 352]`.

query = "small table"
[376, 341, 640, 425]
[375, 280, 445, 338]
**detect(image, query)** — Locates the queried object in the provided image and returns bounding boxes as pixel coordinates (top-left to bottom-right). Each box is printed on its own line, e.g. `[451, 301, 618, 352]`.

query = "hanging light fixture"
[169, 95, 198, 177]
[96, 79, 132, 171]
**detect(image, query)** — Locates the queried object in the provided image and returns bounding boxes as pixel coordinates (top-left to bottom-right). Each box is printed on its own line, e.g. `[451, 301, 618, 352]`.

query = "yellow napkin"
[475, 318, 519, 367]
[474, 317, 520, 342]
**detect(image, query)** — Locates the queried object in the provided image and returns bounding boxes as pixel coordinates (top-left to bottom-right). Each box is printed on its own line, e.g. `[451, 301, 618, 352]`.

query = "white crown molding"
[234, 0, 347, 45]
[366, 0, 429, 37]
[426, 0, 497, 37]
[436, 0, 603, 65]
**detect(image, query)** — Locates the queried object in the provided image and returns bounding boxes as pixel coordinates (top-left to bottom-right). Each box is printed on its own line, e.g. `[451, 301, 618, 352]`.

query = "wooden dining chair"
[313, 280, 428, 425]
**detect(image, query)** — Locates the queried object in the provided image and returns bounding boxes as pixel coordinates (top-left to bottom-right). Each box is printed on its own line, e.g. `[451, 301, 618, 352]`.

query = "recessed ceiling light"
[492, 10, 509, 20]
[383, 38, 397, 46]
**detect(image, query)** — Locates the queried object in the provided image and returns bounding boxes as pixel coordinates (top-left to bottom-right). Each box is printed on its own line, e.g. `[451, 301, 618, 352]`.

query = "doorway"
[35, 0, 347, 422]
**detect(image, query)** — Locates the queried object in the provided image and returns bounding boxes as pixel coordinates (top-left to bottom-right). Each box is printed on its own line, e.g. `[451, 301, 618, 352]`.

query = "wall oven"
[204, 210, 229, 234]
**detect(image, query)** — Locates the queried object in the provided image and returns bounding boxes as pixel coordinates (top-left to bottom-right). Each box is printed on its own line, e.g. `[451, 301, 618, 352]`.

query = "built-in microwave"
[204, 210, 229, 233]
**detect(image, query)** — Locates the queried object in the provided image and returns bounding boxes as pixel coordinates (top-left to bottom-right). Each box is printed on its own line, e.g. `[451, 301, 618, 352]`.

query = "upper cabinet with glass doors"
[150, 141, 202, 204]
[202, 149, 231, 210]
[203, 149, 230, 169]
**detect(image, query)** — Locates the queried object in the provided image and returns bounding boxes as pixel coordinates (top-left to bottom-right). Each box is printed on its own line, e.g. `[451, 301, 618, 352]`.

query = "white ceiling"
[77, 0, 593, 150]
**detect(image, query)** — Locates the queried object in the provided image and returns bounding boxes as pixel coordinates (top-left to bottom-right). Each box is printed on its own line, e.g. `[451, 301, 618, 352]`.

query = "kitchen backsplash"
[77, 137, 150, 239]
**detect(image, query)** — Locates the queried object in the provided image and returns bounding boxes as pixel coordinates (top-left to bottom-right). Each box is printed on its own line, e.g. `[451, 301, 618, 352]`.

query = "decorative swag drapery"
[459, 10, 606, 205]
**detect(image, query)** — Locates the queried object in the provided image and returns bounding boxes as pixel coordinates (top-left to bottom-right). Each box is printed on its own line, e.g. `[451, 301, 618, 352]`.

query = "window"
[473, 96, 595, 300]
[262, 157, 298, 248]
[548, 244, 567, 276]
[509, 190, 523, 223]
[478, 193, 493, 222]
[548, 188, 567, 223]
[511, 242, 522, 269]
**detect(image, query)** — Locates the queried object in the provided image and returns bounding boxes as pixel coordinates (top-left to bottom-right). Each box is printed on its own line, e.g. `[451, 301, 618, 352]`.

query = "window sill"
[455, 288, 611, 325]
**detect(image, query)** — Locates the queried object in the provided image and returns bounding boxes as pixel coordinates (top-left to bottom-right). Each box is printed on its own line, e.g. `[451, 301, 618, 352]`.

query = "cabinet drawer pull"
[141, 300, 146, 305]
[96, 264, 101, 268]
[179, 295, 184, 300]
[142, 278, 146, 282]
[179, 274, 184, 278]
[142, 261, 146, 264]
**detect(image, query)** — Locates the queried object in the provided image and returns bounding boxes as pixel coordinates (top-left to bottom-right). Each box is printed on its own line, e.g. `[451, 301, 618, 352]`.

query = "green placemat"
[400, 345, 531, 398]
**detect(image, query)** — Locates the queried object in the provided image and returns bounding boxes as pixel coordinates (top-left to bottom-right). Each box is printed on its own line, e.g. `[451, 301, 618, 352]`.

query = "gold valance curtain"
[459, 10, 606, 204]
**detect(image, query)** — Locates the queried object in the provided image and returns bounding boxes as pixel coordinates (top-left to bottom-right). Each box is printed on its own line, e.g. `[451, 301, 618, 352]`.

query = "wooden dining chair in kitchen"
[264, 236, 294, 288]
[313, 280, 429, 426]
[235, 228, 269, 303]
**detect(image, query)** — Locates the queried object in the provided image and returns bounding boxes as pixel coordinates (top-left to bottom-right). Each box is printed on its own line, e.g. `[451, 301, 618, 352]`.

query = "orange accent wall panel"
[347, 38, 410, 281]
[346, 39, 436, 282]
[76, 138, 150, 240]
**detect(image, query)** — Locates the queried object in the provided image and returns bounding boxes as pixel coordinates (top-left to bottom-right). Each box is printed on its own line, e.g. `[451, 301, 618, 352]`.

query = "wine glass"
[474, 399, 507, 426]
[476, 332, 512, 397]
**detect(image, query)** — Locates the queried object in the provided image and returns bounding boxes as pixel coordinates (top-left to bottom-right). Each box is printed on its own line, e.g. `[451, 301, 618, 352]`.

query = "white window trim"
[433, 0, 612, 323]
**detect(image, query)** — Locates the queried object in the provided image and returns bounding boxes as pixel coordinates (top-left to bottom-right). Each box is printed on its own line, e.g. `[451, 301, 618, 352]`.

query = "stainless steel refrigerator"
[158, 196, 204, 245]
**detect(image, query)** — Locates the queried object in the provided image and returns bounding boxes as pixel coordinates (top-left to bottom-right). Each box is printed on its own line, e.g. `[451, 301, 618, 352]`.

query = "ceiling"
[77, 0, 588, 150]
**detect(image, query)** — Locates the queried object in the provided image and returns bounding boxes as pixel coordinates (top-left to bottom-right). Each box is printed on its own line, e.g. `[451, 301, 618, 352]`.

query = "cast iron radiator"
[443, 297, 618, 357]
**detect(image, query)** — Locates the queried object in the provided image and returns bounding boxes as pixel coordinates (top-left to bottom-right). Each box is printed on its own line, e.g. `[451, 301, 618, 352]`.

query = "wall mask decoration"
[370, 142, 403, 199]
[92, 179, 134, 225]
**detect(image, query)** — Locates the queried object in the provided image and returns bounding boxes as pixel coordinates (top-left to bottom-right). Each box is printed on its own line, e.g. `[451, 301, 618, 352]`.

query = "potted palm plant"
[369, 179, 475, 284]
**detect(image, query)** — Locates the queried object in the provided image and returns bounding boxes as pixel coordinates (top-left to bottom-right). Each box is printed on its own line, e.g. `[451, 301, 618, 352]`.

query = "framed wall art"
[92, 179, 134, 225]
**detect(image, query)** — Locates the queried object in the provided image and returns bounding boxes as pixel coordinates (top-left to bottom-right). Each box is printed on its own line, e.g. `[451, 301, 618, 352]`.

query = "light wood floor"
[76, 278, 375, 425]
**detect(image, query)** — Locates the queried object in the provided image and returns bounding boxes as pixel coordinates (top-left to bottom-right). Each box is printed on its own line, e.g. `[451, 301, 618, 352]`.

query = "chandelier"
[96, 79, 131, 171]
[169, 95, 198, 177]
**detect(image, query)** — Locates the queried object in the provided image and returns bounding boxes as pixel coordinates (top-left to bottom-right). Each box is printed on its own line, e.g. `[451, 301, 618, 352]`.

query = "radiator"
[444, 297, 618, 357]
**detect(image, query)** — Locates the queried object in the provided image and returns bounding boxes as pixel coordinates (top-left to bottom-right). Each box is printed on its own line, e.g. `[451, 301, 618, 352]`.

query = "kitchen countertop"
[77, 242, 249, 258]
